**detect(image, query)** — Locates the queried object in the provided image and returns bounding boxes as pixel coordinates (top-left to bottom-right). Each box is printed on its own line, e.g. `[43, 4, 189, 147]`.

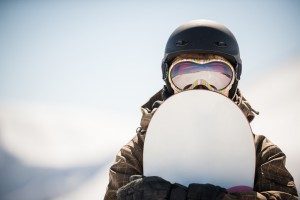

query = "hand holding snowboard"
[117, 175, 227, 200]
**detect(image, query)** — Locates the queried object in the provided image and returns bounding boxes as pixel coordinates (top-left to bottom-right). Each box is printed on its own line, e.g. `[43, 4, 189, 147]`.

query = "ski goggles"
[168, 58, 235, 93]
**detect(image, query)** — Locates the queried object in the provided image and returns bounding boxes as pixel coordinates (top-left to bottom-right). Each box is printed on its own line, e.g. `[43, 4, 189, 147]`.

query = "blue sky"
[0, 0, 299, 114]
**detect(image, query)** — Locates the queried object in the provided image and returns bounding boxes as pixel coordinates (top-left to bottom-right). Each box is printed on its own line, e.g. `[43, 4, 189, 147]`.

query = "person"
[104, 20, 298, 200]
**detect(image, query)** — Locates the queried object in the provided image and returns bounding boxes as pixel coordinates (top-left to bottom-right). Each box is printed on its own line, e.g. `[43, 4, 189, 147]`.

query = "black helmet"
[161, 19, 241, 98]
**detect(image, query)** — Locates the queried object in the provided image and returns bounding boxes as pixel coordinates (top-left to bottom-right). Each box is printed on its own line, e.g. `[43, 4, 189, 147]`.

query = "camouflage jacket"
[104, 89, 298, 200]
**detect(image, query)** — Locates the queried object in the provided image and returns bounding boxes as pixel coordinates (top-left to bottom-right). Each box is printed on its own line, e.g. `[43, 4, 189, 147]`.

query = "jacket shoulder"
[253, 134, 298, 197]
[104, 132, 145, 200]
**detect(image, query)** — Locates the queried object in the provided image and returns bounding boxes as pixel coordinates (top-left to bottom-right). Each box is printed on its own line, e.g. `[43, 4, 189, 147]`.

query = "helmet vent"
[215, 41, 227, 47]
[176, 40, 188, 46]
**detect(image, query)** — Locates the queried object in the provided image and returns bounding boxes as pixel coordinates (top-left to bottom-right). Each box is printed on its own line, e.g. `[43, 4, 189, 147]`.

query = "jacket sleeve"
[223, 135, 298, 200]
[103, 132, 145, 200]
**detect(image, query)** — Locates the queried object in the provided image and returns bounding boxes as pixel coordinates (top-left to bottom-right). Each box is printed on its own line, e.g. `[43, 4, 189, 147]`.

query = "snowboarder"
[104, 20, 298, 200]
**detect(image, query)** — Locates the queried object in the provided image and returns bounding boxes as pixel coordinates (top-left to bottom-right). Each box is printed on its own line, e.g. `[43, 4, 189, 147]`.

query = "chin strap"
[162, 85, 173, 100]
[233, 89, 259, 122]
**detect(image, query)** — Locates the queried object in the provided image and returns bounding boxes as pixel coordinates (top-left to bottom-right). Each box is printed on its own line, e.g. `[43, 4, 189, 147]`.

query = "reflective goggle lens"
[170, 61, 233, 91]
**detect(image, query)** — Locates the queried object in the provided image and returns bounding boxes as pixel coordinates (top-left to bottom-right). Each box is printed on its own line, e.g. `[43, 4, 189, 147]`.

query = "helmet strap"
[228, 79, 238, 99]
[162, 62, 169, 81]
[162, 85, 173, 100]
[162, 61, 175, 95]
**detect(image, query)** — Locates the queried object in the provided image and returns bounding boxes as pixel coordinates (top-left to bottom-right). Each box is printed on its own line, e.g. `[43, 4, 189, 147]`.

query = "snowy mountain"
[0, 104, 136, 199]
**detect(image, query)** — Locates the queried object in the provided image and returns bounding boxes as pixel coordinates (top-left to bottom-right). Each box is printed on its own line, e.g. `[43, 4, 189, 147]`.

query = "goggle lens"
[170, 61, 233, 91]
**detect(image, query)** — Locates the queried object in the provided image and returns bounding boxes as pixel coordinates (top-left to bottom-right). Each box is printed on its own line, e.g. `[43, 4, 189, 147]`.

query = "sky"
[0, 0, 299, 199]
[0, 0, 300, 114]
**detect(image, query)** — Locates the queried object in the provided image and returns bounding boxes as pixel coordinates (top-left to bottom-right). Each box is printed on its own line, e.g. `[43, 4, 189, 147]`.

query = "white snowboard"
[143, 90, 255, 189]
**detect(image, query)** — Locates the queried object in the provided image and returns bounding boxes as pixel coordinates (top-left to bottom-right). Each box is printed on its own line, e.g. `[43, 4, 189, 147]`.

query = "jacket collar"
[140, 88, 258, 131]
